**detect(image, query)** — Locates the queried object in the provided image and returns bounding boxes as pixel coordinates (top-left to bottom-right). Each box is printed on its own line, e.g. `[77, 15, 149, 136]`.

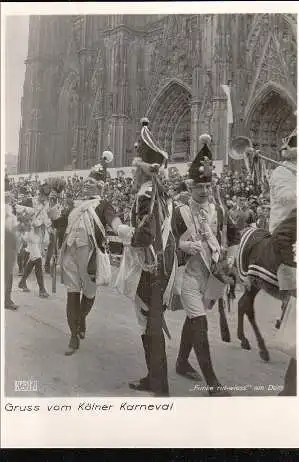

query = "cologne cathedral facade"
[18, 14, 297, 173]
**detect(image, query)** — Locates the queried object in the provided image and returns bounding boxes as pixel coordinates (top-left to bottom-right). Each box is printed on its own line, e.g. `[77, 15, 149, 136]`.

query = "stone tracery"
[246, 87, 296, 159]
[146, 79, 191, 161]
[18, 14, 297, 173]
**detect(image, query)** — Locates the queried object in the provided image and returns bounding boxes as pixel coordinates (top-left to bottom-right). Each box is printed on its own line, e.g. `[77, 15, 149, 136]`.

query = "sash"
[175, 204, 225, 304]
[179, 204, 220, 270]
[58, 198, 102, 266]
[115, 198, 175, 307]
[65, 198, 101, 235]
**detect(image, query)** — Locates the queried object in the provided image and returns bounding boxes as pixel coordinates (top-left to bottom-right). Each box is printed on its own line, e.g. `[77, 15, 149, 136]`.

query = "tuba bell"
[230, 136, 253, 161]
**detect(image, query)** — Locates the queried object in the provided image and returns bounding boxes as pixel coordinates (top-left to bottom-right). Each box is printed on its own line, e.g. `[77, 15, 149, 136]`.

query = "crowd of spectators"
[6, 163, 271, 234]
[4, 165, 272, 309]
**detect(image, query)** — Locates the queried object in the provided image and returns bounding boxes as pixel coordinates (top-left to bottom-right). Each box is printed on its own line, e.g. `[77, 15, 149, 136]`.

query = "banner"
[221, 84, 233, 124]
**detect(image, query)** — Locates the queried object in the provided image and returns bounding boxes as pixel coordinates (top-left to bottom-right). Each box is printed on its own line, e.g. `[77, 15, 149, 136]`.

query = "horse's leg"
[245, 288, 270, 362]
[218, 298, 231, 343]
[237, 289, 253, 351]
[275, 294, 291, 329]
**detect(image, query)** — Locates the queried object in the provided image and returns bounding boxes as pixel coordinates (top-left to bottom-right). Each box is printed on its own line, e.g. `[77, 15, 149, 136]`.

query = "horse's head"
[212, 258, 235, 286]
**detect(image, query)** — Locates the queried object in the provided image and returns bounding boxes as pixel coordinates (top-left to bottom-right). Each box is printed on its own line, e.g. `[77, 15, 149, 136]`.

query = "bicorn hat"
[188, 134, 214, 184]
[134, 118, 168, 167]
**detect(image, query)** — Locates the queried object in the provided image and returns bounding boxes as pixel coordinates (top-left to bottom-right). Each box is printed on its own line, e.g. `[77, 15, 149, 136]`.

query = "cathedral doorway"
[245, 84, 296, 161]
[147, 79, 191, 162]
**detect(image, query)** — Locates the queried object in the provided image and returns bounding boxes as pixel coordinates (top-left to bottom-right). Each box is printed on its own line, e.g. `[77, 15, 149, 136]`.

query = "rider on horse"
[269, 128, 296, 396]
[269, 129, 297, 297]
[237, 128, 297, 395]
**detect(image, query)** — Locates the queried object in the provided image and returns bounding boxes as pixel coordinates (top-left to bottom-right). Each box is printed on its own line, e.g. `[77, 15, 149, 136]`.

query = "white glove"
[117, 224, 135, 245]
[179, 240, 202, 255]
[48, 204, 61, 221]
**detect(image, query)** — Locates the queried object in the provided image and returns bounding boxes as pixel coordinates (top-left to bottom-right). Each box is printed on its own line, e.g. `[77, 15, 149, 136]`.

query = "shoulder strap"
[34, 205, 44, 220]
[179, 205, 194, 233]
[88, 206, 107, 241]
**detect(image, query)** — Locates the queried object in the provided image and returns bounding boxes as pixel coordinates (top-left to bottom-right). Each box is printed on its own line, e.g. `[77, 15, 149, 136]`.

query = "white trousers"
[62, 244, 96, 299]
[180, 271, 206, 319]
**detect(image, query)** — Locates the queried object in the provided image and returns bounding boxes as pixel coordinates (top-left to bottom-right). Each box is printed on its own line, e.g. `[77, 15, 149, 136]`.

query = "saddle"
[237, 227, 279, 288]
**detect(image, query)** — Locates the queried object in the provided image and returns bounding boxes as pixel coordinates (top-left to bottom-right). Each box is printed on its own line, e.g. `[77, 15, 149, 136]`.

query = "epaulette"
[174, 201, 186, 209]
[174, 202, 189, 213]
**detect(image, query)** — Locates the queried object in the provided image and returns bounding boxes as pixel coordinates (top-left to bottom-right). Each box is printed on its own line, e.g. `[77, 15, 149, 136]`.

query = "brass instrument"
[230, 135, 295, 170]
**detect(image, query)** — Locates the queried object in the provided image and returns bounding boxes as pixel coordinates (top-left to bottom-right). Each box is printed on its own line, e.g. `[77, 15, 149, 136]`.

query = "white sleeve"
[270, 168, 296, 207]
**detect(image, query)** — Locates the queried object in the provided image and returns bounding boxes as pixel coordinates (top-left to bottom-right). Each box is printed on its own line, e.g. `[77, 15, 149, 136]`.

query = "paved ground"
[5, 266, 291, 398]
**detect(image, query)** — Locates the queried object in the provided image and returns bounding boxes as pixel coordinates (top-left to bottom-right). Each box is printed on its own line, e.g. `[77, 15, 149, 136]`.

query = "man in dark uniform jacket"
[116, 118, 176, 396]
[48, 156, 125, 355]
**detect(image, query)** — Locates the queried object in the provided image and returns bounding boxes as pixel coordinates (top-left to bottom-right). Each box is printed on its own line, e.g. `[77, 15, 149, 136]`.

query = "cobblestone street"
[5, 267, 290, 398]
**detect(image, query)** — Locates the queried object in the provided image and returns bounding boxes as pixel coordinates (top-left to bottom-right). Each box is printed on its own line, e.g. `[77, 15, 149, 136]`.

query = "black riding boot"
[65, 292, 81, 356]
[129, 331, 169, 396]
[279, 358, 297, 396]
[129, 334, 151, 391]
[17, 252, 23, 275]
[34, 258, 49, 298]
[147, 330, 169, 397]
[45, 236, 54, 273]
[191, 316, 230, 396]
[78, 294, 95, 339]
[5, 272, 18, 310]
[44, 250, 52, 274]
[176, 316, 202, 380]
[18, 259, 34, 292]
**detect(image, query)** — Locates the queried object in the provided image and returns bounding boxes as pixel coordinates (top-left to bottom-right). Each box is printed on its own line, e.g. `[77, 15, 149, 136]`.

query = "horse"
[236, 210, 296, 364]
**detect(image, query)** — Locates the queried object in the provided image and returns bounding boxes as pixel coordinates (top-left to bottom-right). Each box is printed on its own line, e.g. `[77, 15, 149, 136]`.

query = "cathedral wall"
[18, 14, 297, 173]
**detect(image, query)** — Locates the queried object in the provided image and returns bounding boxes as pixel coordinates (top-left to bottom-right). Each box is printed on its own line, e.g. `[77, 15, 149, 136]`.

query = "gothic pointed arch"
[146, 78, 192, 161]
[244, 81, 296, 160]
[245, 80, 296, 124]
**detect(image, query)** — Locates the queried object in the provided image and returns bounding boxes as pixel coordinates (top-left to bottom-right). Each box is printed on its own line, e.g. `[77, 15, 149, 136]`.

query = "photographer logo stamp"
[14, 379, 38, 392]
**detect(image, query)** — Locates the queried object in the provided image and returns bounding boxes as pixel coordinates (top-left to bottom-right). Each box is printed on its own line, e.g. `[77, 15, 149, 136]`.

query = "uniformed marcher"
[172, 134, 230, 396]
[268, 129, 297, 396]
[5, 176, 19, 311]
[48, 153, 125, 356]
[116, 118, 176, 396]
[269, 129, 297, 296]
[45, 190, 59, 273]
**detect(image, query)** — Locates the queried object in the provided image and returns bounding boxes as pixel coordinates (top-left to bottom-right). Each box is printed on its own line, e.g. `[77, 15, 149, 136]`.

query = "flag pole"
[221, 84, 233, 166]
[225, 118, 230, 166]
